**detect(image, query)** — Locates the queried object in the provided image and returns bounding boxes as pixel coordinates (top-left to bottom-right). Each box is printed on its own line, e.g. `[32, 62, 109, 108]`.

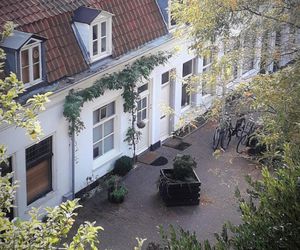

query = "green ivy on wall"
[63, 52, 171, 135]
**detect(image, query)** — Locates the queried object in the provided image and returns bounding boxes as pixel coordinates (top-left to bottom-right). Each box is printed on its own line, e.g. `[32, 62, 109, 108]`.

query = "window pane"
[137, 100, 142, 110]
[101, 37, 106, 52]
[137, 112, 142, 122]
[33, 63, 40, 80]
[181, 84, 190, 107]
[32, 46, 39, 63]
[93, 41, 98, 56]
[93, 110, 99, 124]
[161, 71, 169, 84]
[106, 102, 115, 117]
[183, 60, 193, 77]
[26, 159, 51, 204]
[93, 125, 103, 143]
[22, 66, 30, 84]
[101, 22, 106, 37]
[142, 97, 147, 108]
[104, 134, 113, 153]
[21, 50, 29, 67]
[93, 25, 98, 40]
[138, 83, 148, 94]
[142, 109, 147, 120]
[93, 141, 102, 159]
[104, 119, 113, 136]
[100, 107, 106, 120]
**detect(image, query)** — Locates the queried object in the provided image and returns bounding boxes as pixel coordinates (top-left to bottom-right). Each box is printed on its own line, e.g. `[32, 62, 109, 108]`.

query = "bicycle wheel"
[236, 135, 248, 153]
[235, 118, 246, 138]
[212, 127, 220, 150]
[221, 128, 231, 150]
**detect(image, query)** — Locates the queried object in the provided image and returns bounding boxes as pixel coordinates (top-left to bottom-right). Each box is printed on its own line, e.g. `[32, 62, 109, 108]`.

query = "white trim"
[20, 40, 43, 88]
[90, 16, 112, 62]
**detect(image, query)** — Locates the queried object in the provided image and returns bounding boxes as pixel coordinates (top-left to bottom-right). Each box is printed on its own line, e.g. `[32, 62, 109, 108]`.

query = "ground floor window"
[0, 157, 14, 219]
[26, 136, 52, 205]
[93, 102, 115, 159]
[181, 84, 190, 107]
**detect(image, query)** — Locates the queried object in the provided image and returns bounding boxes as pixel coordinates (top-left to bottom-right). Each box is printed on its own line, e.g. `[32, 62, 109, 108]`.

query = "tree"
[0, 23, 102, 249]
[146, 0, 300, 249]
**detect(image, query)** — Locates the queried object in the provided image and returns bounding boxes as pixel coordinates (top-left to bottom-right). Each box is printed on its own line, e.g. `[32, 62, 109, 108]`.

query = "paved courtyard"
[71, 121, 261, 249]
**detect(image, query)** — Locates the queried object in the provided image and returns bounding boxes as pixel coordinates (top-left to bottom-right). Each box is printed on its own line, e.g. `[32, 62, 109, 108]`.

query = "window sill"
[24, 79, 43, 89]
[181, 105, 191, 113]
[92, 149, 121, 171]
[90, 52, 112, 63]
[26, 190, 56, 212]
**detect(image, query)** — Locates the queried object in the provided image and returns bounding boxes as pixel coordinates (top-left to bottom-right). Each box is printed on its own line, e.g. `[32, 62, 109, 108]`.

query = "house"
[0, 0, 297, 220]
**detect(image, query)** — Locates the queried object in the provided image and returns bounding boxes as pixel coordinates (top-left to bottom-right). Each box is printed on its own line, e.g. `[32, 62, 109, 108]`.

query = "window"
[138, 83, 148, 94]
[202, 52, 214, 95]
[182, 59, 193, 77]
[26, 137, 52, 205]
[137, 97, 147, 122]
[181, 59, 195, 108]
[161, 71, 170, 85]
[90, 19, 111, 61]
[20, 40, 42, 86]
[93, 102, 115, 159]
[242, 32, 256, 74]
[0, 157, 14, 220]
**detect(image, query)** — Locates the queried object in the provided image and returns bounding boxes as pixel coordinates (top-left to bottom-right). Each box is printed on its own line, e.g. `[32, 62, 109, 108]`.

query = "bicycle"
[212, 114, 246, 151]
[236, 120, 256, 154]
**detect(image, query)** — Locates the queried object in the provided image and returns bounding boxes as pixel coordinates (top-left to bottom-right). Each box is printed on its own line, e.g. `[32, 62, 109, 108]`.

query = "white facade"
[1, 21, 296, 219]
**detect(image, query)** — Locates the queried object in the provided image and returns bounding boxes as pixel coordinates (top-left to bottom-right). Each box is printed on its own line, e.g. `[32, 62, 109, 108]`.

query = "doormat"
[163, 138, 191, 151]
[138, 151, 159, 165]
[175, 142, 191, 151]
[151, 156, 168, 166]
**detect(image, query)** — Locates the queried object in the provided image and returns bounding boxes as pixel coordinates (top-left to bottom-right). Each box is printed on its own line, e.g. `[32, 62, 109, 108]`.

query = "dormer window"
[0, 30, 46, 88]
[21, 39, 42, 86]
[73, 6, 113, 63]
[91, 21, 109, 58]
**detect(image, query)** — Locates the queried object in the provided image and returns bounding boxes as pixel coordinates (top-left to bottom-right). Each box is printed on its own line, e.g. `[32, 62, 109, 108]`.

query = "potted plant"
[158, 154, 201, 206]
[113, 155, 133, 176]
[106, 175, 128, 203]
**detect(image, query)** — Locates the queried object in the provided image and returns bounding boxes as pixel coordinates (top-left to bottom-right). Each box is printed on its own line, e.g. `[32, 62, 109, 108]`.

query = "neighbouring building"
[0, 0, 297, 219]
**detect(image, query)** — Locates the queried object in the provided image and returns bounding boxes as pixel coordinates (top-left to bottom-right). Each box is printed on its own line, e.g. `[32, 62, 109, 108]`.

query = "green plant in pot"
[106, 175, 128, 203]
[173, 154, 197, 180]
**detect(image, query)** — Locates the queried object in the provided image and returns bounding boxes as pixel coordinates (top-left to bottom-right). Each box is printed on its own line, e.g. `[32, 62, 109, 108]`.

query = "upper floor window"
[21, 39, 42, 86]
[0, 30, 45, 88]
[73, 6, 113, 63]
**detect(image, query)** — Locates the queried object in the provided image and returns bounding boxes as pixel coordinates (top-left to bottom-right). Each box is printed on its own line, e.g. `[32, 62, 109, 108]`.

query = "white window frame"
[202, 53, 214, 96]
[137, 96, 148, 122]
[181, 59, 195, 109]
[20, 39, 42, 87]
[93, 102, 116, 160]
[90, 15, 112, 62]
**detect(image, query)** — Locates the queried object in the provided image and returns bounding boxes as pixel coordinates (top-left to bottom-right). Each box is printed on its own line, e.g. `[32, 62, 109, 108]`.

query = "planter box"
[158, 169, 201, 206]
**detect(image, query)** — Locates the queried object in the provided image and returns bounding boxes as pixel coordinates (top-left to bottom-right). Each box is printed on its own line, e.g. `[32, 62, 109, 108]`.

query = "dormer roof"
[73, 6, 101, 24]
[1, 30, 46, 50]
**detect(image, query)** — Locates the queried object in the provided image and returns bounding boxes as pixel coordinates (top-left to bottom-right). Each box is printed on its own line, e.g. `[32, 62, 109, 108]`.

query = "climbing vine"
[63, 52, 171, 135]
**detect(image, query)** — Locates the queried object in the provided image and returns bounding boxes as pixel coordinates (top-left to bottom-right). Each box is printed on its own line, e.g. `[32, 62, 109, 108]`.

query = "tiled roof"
[0, 0, 167, 83]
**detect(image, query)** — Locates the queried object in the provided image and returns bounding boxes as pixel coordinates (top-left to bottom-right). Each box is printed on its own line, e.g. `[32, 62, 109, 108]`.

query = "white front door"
[136, 87, 150, 153]
[160, 81, 170, 140]
[159, 71, 171, 140]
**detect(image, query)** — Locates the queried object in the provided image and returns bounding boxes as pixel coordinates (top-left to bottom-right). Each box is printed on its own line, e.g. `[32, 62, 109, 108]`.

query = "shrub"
[173, 154, 197, 180]
[113, 156, 133, 176]
[108, 186, 128, 203]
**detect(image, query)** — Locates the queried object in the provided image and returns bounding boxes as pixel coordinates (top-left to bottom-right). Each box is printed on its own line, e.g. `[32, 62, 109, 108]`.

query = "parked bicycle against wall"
[212, 113, 246, 151]
[236, 120, 256, 153]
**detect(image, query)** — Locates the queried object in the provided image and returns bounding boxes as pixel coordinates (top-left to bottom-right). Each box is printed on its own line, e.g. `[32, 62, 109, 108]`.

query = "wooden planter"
[158, 169, 201, 206]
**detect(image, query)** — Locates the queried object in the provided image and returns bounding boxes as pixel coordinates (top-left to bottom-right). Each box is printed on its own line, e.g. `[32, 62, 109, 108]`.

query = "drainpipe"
[71, 121, 75, 199]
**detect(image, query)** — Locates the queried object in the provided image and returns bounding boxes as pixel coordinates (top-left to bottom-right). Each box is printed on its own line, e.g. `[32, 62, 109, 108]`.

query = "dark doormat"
[175, 142, 191, 151]
[163, 138, 191, 151]
[138, 151, 159, 165]
[151, 156, 168, 166]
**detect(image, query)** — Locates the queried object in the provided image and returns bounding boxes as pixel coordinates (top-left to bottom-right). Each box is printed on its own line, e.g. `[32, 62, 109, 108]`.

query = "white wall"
[0, 100, 71, 219]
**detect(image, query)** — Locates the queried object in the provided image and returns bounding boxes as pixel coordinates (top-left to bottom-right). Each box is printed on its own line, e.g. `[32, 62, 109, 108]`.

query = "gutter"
[71, 121, 75, 199]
